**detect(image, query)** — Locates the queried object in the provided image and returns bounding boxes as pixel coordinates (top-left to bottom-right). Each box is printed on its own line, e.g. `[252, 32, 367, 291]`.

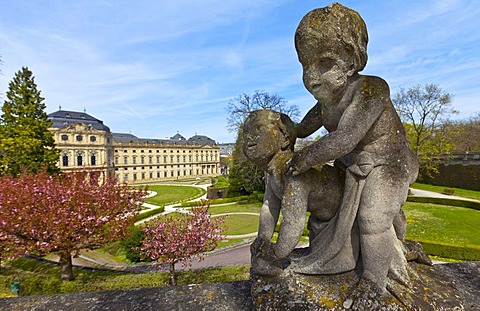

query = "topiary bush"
[407, 196, 480, 211]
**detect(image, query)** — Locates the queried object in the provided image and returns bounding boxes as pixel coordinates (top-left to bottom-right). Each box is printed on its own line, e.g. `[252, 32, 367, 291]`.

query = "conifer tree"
[0, 67, 59, 175]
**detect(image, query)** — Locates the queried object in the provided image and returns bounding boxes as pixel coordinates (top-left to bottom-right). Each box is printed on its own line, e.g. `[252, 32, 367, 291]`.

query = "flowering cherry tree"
[139, 201, 225, 285]
[0, 170, 147, 281]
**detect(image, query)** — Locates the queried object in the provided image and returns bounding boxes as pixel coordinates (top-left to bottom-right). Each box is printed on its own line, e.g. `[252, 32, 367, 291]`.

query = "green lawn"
[208, 202, 262, 215]
[142, 185, 205, 206]
[220, 214, 259, 235]
[411, 183, 480, 201]
[403, 201, 480, 261]
[0, 258, 249, 298]
[403, 202, 480, 247]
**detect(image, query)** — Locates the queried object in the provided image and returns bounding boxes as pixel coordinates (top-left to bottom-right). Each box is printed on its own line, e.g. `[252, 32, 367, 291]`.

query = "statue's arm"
[289, 78, 389, 175]
[296, 101, 323, 138]
[257, 179, 281, 241]
[274, 177, 309, 259]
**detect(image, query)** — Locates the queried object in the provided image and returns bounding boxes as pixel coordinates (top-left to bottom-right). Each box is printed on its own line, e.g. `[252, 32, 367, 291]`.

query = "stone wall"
[419, 162, 480, 191]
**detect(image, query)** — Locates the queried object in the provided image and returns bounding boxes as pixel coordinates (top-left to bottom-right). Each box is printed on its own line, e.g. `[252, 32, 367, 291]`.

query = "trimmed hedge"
[135, 206, 165, 222]
[408, 240, 480, 261]
[407, 196, 480, 211]
[180, 194, 264, 207]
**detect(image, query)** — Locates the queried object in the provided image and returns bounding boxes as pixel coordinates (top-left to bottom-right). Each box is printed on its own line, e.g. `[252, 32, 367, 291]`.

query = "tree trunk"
[59, 251, 74, 282]
[168, 262, 177, 286]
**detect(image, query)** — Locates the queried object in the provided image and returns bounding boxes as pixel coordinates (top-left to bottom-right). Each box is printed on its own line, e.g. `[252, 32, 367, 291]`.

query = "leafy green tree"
[449, 113, 480, 153]
[227, 124, 265, 196]
[226, 90, 299, 195]
[392, 84, 457, 175]
[0, 67, 59, 175]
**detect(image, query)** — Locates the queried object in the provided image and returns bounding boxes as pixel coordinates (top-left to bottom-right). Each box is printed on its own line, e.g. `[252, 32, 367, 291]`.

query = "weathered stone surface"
[0, 280, 253, 311]
[0, 262, 478, 310]
[251, 261, 480, 310]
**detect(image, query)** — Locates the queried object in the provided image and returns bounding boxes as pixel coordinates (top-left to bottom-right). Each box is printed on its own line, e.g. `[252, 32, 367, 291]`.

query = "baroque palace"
[47, 110, 220, 183]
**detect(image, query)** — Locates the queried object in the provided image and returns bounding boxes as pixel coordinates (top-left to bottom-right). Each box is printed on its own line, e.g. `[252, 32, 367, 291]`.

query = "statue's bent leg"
[357, 166, 410, 292]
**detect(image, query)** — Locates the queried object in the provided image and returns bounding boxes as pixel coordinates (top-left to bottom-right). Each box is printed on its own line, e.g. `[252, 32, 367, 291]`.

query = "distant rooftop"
[48, 109, 217, 146]
[48, 110, 111, 132]
[187, 135, 216, 146]
[112, 132, 217, 146]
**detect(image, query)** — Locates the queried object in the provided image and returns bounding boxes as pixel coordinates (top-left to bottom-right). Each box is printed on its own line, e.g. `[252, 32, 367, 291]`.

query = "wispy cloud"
[1, 0, 479, 143]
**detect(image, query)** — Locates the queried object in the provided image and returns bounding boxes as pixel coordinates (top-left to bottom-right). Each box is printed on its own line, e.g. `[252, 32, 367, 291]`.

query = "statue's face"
[297, 42, 351, 103]
[243, 120, 284, 168]
[296, 36, 354, 103]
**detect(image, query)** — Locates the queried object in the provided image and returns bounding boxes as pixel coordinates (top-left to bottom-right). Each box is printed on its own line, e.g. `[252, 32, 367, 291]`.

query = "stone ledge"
[0, 281, 253, 311]
[251, 261, 480, 310]
[0, 261, 478, 310]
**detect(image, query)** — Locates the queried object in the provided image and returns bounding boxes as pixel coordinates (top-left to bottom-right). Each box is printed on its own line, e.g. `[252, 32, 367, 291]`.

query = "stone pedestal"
[251, 261, 480, 310]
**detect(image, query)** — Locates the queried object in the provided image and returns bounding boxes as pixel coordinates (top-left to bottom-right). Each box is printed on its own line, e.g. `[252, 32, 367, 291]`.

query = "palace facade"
[48, 110, 220, 183]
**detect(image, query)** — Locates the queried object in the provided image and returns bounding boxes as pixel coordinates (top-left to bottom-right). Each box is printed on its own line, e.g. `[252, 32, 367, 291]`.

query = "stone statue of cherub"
[246, 3, 430, 294]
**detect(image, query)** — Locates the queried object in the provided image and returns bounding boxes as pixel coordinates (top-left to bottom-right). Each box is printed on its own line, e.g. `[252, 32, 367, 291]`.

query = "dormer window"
[65, 113, 71, 118]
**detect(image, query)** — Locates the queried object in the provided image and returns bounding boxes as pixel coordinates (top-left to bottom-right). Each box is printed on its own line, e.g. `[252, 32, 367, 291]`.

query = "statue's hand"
[286, 151, 310, 177]
[251, 237, 278, 261]
[251, 237, 284, 277]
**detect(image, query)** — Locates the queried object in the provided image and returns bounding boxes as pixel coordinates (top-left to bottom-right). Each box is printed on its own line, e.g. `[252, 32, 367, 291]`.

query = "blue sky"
[1, 0, 479, 143]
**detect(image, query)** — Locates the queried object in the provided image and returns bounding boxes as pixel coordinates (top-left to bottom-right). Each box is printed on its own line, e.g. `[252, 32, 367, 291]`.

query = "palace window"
[124, 156, 128, 164]
[91, 154, 96, 166]
[61, 134, 68, 141]
[90, 136, 96, 142]
[76, 135, 83, 142]
[77, 153, 83, 166]
[115, 157, 119, 165]
[62, 154, 69, 166]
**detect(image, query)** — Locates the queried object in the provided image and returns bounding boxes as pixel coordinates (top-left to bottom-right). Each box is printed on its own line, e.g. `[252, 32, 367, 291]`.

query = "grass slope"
[403, 201, 480, 260]
[0, 258, 249, 298]
[143, 185, 205, 206]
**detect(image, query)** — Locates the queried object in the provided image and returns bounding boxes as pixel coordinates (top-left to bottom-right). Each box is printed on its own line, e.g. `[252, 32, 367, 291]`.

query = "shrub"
[407, 196, 480, 211]
[410, 240, 480, 261]
[135, 207, 166, 221]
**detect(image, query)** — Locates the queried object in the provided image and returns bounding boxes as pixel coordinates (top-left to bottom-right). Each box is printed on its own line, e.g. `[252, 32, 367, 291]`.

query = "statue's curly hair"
[295, 3, 368, 73]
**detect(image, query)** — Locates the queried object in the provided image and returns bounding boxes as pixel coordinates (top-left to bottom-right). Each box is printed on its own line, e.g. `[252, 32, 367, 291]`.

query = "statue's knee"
[358, 213, 393, 235]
